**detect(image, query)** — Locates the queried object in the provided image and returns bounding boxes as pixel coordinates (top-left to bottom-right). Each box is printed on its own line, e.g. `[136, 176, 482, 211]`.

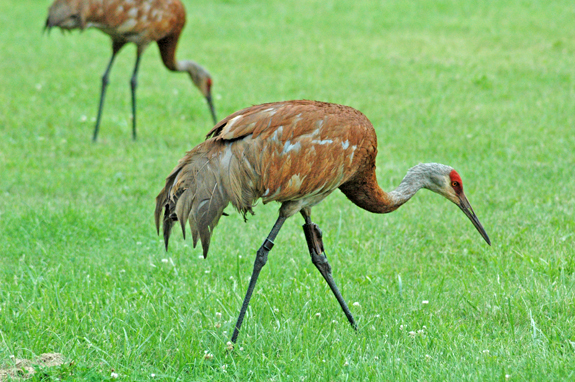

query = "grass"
[1, 0, 575, 380]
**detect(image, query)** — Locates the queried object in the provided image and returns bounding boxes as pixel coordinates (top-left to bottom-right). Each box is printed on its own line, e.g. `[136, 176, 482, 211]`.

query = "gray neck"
[388, 163, 452, 207]
[176, 60, 207, 81]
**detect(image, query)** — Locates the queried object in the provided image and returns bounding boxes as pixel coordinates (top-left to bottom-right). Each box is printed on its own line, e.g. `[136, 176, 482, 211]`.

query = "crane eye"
[451, 181, 460, 188]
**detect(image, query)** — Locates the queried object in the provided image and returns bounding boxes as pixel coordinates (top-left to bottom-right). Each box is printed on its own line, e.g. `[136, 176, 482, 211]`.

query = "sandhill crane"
[45, 0, 217, 141]
[155, 100, 491, 343]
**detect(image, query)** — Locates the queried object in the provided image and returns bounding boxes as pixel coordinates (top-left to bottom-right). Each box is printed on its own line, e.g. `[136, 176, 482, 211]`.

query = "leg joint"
[262, 238, 274, 252]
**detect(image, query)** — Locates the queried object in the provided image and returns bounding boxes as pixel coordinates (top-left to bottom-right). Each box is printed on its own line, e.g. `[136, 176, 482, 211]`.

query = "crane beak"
[205, 94, 217, 125]
[457, 192, 491, 245]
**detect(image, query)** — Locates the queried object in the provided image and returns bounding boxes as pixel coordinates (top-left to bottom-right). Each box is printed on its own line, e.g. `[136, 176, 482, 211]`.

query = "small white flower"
[408, 331, 416, 337]
[505, 375, 511, 380]
[151, 374, 156, 378]
[80, 115, 87, 122]
[239, 347, 244, 351]
[136, 242, 142, 245]
[111, 372, 119, 379]
[315, 312, 321, 318]
[331, 320, 338, 324]
[400, 324, 405, 330]
[161, 258, 169, 263]
[221, 364, 227, 372]
[343, 361, 349, 366]
[417, 329, 424, 334]
[226, 341, 234, 351]
[353, 302, 360, 307]
[422, 300, 429, 304]
[482, 350, 490, 354]
[374, 356, 379, 360]
[375, 314, 380, 318]
[205, 270, 210, 274]
[216, 312, 222, 319]
[198, 255, 203, 259]
[204, 352, 214, 360]
[425, 354, 432, 359]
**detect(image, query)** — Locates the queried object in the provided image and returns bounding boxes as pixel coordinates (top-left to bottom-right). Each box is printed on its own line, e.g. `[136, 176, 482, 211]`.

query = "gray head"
[178, 60, 217, 124]
[403, 163, 491, 245]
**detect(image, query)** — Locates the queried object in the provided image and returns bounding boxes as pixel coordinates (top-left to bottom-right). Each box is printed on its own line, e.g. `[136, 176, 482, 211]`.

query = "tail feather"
[162, 204, 175, 251]
[154, 141, 257, 257]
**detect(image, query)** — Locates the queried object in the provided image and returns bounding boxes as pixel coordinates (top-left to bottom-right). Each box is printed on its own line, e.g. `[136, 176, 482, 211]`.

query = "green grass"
[1, 0, 575, 380]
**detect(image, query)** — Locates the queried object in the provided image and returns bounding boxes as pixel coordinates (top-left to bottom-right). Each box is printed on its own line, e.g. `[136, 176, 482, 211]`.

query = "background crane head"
[45, 0, 85, 33]
[180, 60, 217, 124]
[409, 163, 491, 245]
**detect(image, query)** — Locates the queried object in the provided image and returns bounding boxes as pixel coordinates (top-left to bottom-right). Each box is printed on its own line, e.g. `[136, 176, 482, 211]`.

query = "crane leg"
[93, 41, 125, 142]
[301, 212, 357, 330]
[130, 51, 143, 141]
[231, 216, 287, 343]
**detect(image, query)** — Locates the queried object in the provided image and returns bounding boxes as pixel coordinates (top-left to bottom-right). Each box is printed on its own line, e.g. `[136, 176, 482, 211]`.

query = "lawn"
[1, 0, 574, 380]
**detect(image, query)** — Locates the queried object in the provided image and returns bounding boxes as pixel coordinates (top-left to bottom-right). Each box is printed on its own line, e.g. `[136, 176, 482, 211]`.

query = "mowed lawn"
[1, 0, 574, 380]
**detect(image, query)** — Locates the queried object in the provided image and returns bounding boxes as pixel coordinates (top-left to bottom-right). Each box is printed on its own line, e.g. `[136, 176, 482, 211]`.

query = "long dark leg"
[301, 210, 357, 329]
[130, 49, 143, 140]
[231, 216, 286, 343]
[93, 41, 125, 142]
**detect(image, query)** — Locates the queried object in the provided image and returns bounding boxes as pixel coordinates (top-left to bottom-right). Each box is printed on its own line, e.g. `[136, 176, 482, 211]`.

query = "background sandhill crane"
[155, 100, 491, 343]
[45, 0, 217, 141]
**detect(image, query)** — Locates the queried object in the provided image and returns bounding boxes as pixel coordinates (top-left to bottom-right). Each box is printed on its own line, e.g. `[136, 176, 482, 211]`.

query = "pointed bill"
[206, 94, 217, 125]
[457, 192, 491, 245]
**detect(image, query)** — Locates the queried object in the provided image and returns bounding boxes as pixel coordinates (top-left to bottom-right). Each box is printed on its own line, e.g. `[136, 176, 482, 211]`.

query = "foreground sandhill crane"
[45, 0, 217, 141]
[155, 100, 491, 343]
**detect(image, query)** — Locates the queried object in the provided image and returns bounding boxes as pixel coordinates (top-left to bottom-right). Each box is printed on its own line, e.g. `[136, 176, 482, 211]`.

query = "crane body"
[45, 0, 217, 141]
[155, 100, 491, 343]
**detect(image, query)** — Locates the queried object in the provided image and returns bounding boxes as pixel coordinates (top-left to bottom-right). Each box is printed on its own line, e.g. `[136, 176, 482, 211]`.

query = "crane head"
[425, 166, 491, 245]
[45, 0, 85, 33]
[180, 60, 218, 125]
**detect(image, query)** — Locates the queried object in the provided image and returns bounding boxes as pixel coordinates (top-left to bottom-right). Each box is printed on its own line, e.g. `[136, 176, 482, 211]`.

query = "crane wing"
[205, 100, 368, 143]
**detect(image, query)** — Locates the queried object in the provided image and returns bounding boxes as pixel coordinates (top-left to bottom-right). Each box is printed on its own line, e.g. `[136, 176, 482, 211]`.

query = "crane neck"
[340, 163, 444, 214]
[175, 60, 204, 77]
[387, 167, 429, 208]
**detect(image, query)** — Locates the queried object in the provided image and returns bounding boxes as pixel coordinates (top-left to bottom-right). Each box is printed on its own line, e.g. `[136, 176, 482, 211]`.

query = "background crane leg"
[231, 216, 286, 343]
[301, 213, 357, 330]
[93, 41, 125, 142]
[130, 51, 143, 140]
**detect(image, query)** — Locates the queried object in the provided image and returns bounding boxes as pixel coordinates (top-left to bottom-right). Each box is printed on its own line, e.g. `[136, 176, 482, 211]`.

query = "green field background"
[1, 0, 574, 380]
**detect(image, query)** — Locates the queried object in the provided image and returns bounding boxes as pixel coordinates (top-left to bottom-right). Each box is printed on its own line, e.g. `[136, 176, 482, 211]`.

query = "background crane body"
[45, 0, 217, 140]
[155, 100, 490, 343]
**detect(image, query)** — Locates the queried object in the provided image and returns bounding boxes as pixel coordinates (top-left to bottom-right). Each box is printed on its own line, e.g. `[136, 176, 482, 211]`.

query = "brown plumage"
[45, 0, 217, 141]
[155, 100, 491, 343]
